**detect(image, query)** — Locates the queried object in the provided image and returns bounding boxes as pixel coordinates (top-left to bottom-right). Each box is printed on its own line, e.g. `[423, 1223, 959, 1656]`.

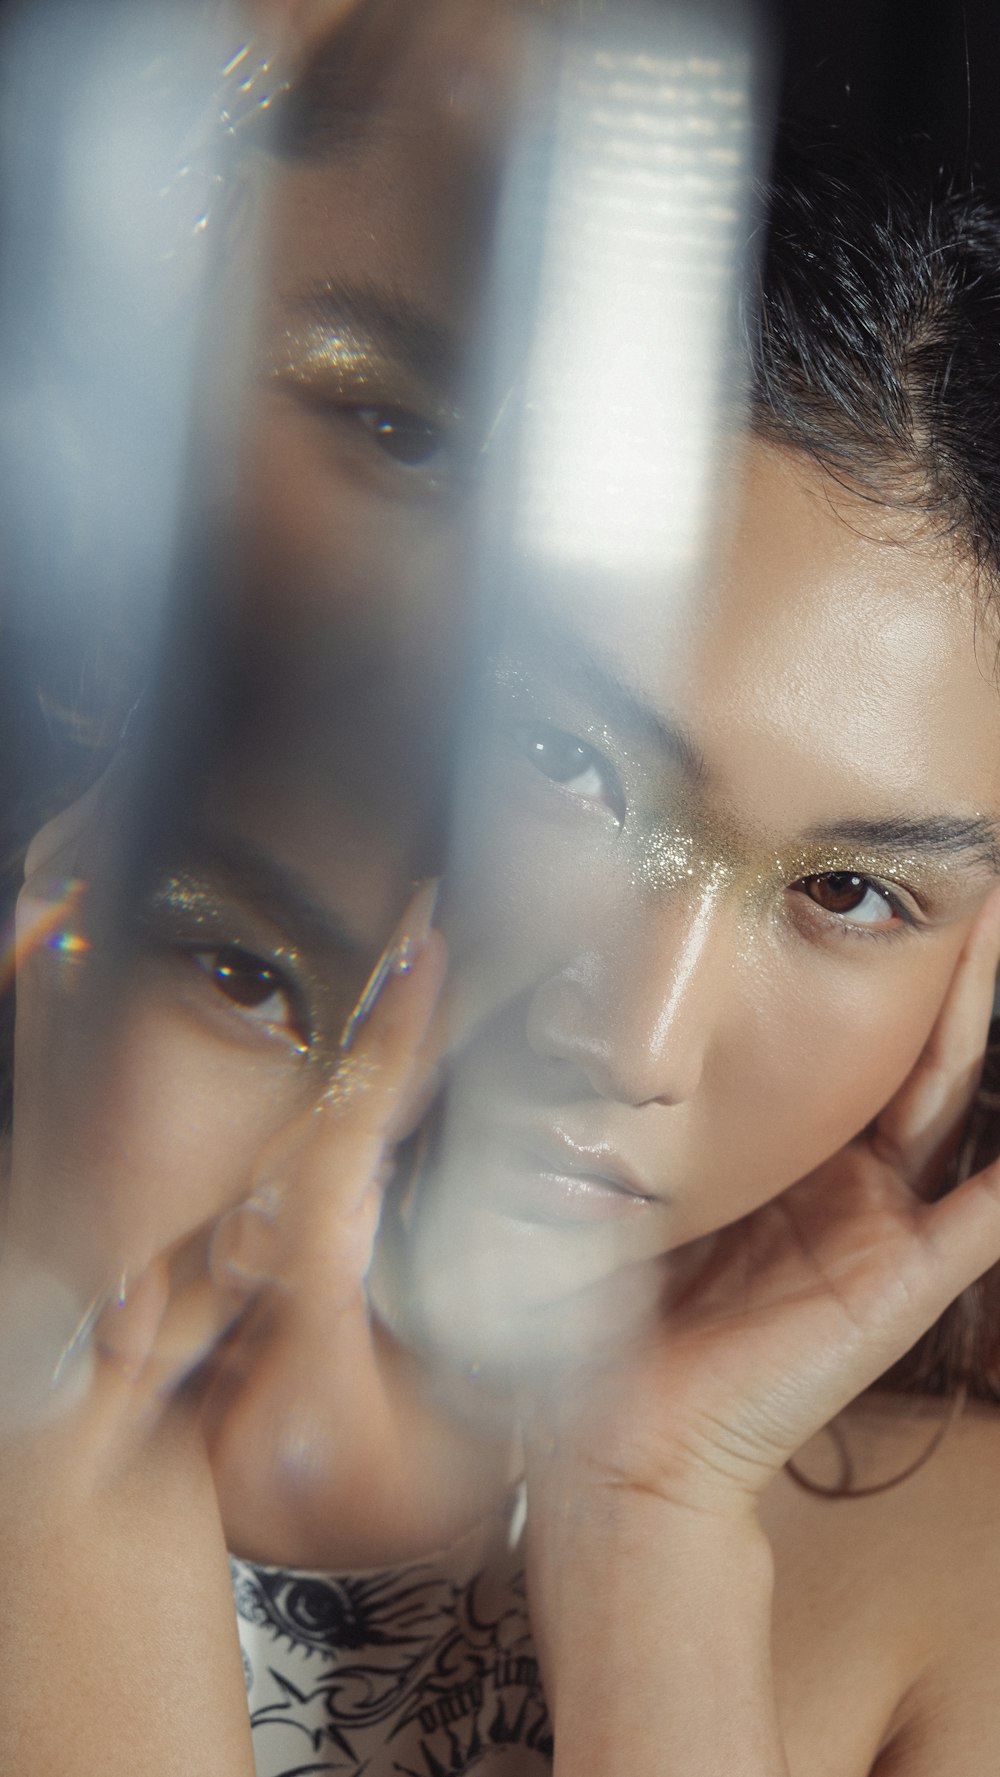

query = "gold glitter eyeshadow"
[143, 870, 315, 1052]
[272, 321, 458, 432]
[626, 819, 700, 895]
[487, 650, 972, 922]
[148, 871, 226, 933]
[625, 813, 944, 911]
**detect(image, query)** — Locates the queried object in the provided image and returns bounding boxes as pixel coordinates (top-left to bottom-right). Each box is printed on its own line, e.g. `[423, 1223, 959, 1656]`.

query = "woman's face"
[18, 7, 1000, 1384]
[392, 439, 1000, 1358]
[10, 754, 411, 1285]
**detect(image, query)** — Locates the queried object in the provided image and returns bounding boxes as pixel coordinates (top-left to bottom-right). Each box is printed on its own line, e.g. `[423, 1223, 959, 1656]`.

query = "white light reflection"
[0, 0, 263, 1438]
[515, 15, 761, 579]
[376, 5, 767, 1391]
[0, 0, 259, 665]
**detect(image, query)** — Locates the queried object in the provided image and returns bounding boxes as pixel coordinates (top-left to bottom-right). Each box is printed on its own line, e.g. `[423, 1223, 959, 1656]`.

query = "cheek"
[443, 801, 617, 1041]
[674, 931, 971, 1243]
[238, 402, 450, 630]
[234, 405, 469, 764]
[76, 1001, 313, 1267]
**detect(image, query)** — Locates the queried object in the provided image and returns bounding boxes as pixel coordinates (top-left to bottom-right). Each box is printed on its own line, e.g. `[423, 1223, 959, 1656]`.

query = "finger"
[331, 921, 447, 1142]
[93, 1262, 171, 1385]
[94, 1227, 258, 1413]
[354, 927, 448, 1141]
[338, 877, 440, 1051]
[22, 778, 105, 881]
[897, 1155, 1000, 1350]
[209, 929, 446, 1308]
[871, 886, 1000, 1192]
[210, 1166, 379, 1315]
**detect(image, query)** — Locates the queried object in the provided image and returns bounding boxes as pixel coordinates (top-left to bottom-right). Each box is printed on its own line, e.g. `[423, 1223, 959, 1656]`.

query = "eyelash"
[283, 378, 464, 494]
[344, 404, 451, 470]
[184, 943, 312, 1052]
[516, 723, 625, 823]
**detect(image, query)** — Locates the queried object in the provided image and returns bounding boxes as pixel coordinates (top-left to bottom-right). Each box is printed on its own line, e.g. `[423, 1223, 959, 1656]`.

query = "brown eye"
[193, 946, 307, 1043]
[353, 406, 446, 466]
[796, 873, 895, 926]
[197, 946, 281, 1007]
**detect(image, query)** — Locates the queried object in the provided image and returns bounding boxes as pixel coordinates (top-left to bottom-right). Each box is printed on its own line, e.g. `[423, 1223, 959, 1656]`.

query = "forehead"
[263, 0, 532, 324]
[545, 440, 1000, 830]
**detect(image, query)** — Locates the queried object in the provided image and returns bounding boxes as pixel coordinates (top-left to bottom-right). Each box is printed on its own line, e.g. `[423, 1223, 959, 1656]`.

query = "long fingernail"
[339, 877, 441, 1052]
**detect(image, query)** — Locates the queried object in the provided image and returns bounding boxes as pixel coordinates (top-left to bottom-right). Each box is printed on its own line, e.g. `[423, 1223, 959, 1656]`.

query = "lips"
[475, 1121, 665, 1225]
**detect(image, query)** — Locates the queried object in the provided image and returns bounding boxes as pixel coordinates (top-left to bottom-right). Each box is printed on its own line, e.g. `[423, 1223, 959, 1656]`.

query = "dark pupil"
[211, 947, 280, 1008]
[808, 873, 866, 913]
[357, 406, 443, 466]
[529, 731, 592, 783]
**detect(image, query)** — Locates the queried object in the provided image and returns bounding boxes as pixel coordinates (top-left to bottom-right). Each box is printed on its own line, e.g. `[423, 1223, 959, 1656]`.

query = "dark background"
[1, 0, 999, 858]
[773, 0, 1000, 194]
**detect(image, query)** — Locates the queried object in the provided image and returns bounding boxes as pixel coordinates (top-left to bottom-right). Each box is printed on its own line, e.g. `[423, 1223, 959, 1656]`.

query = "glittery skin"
[322, 1052, 379, 1113]
[625, 817, 700, 896]
[144, 870, 314, 1054]
[149, 871, 305, 970]
[623, 810, 940, 913]
[148, 871, 223, 933]
[487, 654, 957, 921]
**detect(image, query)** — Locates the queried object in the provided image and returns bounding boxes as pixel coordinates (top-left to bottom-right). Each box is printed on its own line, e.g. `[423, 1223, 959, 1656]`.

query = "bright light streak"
[380, 5, 769, 1389]
[0, 0, 256, 662]
[515, 15, 762, 580]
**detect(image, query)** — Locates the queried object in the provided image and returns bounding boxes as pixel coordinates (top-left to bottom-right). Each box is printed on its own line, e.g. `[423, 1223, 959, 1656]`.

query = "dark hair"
[747, 135, 1000, 598]
[747, 138, 1000, 1411]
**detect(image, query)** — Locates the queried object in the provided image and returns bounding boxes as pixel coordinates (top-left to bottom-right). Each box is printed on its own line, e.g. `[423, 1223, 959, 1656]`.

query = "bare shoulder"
[759, 1393, 1000, 1777]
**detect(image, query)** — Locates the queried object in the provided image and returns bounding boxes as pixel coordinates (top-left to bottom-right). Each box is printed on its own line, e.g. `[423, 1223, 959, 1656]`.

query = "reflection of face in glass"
[8, 4, 536, 1463]
[227, 0, 522, 817]
[36, 2, 520, 1282]
[11, 760, 407, 1287]
[78, 7, 1000, 1409]
[17, 6, 1000, 1525]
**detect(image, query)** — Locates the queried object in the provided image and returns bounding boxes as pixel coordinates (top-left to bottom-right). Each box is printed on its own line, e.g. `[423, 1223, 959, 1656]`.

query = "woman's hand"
[524, 890, 1000, 1527]
[519, 893, 1000, 1777]
[0, 784, 265, 1776]
[200, 882, 516, 1570]
[7, 782, 437, 1485]
[199, 879, 515, 1569]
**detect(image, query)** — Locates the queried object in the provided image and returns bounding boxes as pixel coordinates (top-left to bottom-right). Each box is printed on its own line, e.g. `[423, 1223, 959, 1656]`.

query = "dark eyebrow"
[172, 831, 367, 961]
[502, 612, 706, 781]
[292, 278, 460, 391]
[497, 614, 1000, 875]
[803, 816, 1000, 874]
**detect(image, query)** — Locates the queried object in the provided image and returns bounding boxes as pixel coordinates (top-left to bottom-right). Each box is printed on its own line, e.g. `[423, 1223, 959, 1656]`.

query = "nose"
[525, 888, 733, 1106]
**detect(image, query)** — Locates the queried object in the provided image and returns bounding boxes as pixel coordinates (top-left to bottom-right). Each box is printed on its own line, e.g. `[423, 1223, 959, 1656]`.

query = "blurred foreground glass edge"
[0, 0, 769, 1423]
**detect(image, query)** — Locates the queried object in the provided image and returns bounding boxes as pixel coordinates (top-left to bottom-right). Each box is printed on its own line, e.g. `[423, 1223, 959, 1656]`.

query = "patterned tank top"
[232, 1500, 553, 1776]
